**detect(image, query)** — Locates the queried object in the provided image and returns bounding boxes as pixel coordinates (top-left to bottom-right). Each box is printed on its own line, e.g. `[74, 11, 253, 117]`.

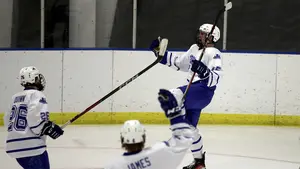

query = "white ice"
[1, 125, 300, 169]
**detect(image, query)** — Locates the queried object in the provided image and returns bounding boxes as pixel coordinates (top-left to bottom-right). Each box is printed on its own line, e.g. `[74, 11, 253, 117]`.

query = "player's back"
[106, 141, 188, 169]
[4, 89, 48, 158]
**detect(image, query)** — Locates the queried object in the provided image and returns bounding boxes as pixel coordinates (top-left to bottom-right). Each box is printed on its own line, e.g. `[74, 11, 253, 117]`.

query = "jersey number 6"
[8, 104, 28, 132]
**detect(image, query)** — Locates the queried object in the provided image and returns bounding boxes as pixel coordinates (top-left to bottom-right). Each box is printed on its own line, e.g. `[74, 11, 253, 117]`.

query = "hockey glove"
[158, 89, 185, 120]
[191, 60, 210, 79]
[40, 121, 64, 139]
[149, 37, 162, 57]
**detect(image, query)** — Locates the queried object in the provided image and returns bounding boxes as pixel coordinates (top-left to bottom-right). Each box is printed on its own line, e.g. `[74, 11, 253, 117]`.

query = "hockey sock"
[190, 129, 203, 159]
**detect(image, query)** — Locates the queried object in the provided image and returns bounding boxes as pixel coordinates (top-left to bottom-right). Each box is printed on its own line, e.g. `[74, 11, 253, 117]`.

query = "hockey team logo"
[213, 54, 221, 59]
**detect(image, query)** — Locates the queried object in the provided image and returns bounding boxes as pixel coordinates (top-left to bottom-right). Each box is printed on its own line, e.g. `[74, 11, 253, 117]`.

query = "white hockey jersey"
[163, 44, 223, 88]
[104, 123, 195, 169]
[4, 89, 49, 158]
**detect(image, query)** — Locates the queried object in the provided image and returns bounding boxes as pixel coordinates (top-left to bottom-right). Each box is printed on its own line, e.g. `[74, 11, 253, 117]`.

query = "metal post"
[222, 0, 228, 50]
[41, 0, 45, 48]
[132, 0, 137, 48]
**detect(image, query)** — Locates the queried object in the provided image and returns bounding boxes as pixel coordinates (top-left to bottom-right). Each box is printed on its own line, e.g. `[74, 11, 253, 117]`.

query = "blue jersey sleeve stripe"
[174, 57, 180, 71]
[163, 141, 170, 147]
[212, 70, 219, 76]
[192, 136, 202, 144]
[208, 71, 214, 87]
[216, 72, 220, 84]
[212, 71, 220, 85]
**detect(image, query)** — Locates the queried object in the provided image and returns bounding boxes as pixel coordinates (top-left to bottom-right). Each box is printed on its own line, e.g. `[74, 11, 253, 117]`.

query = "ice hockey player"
[3, 66, 64, 169]
[149, 23, 223, 169]
[104, 88, 196, 169]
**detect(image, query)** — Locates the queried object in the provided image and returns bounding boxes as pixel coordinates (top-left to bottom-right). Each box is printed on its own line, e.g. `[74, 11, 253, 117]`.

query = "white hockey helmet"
[120, 120, 146, 144]
[199, 23, 220, 42]
[19, 66, 46, 91]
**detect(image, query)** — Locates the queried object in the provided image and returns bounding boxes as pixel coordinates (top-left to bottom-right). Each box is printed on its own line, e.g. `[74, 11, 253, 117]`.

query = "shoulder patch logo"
[213, 54, 221, 59]
[39, 97, 47, 104]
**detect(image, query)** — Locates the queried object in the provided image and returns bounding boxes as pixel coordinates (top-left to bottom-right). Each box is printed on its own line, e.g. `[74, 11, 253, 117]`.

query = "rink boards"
[0, 50, 299, 126]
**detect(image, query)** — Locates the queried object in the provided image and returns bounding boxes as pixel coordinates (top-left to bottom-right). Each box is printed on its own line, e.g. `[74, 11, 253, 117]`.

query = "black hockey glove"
[191, 60, 210, 79]
[41, 121, 64, 139]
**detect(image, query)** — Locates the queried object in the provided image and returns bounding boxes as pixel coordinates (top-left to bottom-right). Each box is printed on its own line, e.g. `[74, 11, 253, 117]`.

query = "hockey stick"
[60, 39, 169, 129]
[180, 2, 232, 104]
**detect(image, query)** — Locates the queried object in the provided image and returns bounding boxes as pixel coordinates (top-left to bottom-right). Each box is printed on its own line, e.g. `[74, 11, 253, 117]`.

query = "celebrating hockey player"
[149, 23, 223, 169]
[105, 88, 196, 169]
[4, 66, 64, 169]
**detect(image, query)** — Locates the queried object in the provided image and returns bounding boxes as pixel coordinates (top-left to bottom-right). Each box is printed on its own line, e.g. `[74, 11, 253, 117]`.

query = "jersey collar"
[24, 86, 38, 90]
[123, 150, 142, 156]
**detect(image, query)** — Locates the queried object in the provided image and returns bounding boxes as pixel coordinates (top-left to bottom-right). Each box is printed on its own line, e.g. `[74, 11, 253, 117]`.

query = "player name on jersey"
[127, 157, 151, 169]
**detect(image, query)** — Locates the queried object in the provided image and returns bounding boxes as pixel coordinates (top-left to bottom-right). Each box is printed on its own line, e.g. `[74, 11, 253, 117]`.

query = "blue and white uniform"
[157, 42, 223, 160]
[160, 44, 222, 126]
[3, 66, 64, 169]
[4, 89, 49, 158]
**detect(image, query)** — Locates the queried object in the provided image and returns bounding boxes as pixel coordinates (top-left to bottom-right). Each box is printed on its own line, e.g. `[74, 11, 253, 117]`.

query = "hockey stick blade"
[60, 39, 168, 129]
[159, 39, 168, 56]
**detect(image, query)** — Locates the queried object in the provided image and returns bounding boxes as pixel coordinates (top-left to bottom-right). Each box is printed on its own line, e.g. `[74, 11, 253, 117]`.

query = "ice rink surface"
[0, 125, 300, 169]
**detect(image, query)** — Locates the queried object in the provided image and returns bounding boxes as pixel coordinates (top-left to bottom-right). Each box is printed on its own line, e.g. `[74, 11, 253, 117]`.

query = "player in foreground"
[149, 23, 223, 169]
[4, 66, 64, 169]
[105, 88, 196, 169]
